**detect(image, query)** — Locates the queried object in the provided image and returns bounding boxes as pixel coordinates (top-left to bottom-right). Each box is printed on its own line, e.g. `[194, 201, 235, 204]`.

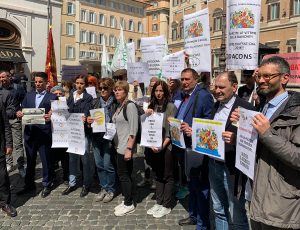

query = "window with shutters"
[110, 16, 116, 28]
[138, 22, 143, 33]
[99, 14, 105, 26]
[67, 2, 75, 15]
[120, 18, 126, 30]
[290, 0, 300, 16]
[81, 10, 87, 22]
[268, 3, 280, 20]
[66, 46, 75, 59]
[172, 28, 177, 41]
[66, 22, 75, 36]
[129, 20, 134, 31]
[89, 12, 96, 24]
[99, 33, 105, 45]
[90, 32, 96, 44]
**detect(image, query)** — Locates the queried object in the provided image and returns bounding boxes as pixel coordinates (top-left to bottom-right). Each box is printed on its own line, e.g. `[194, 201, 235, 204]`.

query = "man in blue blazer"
[173, 68, 214, 229]
[17, 72, 57, 198]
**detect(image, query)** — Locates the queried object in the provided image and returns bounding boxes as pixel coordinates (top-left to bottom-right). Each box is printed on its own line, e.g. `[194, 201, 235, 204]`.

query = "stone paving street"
[0, 155, 195, 230]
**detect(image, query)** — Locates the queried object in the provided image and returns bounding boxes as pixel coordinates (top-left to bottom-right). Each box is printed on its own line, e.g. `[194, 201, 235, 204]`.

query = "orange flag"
[45, 26, 57, 88]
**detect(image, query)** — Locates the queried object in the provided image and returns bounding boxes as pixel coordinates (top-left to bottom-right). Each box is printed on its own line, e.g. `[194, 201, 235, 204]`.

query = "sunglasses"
[99, 86, 109, 91]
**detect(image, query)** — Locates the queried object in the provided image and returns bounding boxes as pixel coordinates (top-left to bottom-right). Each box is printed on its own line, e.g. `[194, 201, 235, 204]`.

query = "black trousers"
[0, 155, 11, 206]
[145, 148, 174, 208]
[117, 153, 133, 206]
[50, 148, 69, 181]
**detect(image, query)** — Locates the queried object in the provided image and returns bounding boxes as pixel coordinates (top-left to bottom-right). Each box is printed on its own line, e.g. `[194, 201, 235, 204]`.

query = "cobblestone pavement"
[0, 156, 195, 230]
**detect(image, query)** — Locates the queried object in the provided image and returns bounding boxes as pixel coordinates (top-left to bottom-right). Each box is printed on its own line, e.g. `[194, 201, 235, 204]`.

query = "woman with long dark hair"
[62, 75, 93, 197]
[145, 80, 177, 218]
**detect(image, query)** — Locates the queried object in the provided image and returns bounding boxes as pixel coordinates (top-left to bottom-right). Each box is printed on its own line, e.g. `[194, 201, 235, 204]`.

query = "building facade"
[145, 0, 170, 40]
[169, 0, 300, 79]
[61, 0, 147, 74]
[0, 0, 62, 84]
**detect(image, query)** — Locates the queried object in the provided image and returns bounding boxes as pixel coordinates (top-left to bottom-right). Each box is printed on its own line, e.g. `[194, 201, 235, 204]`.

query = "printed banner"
[127, 62, 150, 85]
[127, 42, 136, 63]
[184, 8, 211, 72]
[226, 0, 261, 70]
[141, 35, 168, 76]
[169, 117, 186, 149]
[67, 113, 86, 155]
[22, 108, 45, 125]
[192, 118, 225, 160]
[162, 50, 185, 79]
[140, 113, 164, 148]
[263, 52, 300, 84]
[90, 108, 106, 133]
[235, 108, 259, 179]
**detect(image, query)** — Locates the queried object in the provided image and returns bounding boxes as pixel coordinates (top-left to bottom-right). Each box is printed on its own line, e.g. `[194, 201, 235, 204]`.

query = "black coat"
[0, 102, 12, 157]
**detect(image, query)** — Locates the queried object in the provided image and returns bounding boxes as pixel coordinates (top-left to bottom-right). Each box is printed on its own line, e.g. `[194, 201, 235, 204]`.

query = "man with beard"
[231, 56, 300, 229]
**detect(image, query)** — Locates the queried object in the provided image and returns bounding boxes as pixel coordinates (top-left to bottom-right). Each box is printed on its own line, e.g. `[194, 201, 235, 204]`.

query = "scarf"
[99, 96, 115, 123]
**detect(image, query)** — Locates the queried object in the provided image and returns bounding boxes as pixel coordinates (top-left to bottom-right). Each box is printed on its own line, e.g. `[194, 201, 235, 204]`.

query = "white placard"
[127, 62, 150, 85]
[140, 113, 164, 148]
[184, 8, 211, 72]
[162, 50, 185, 79]
[226, 0, 261, 70]
[22, 108, 45, 125]
[90, 108, 106, 133]
[235, 108, 259, 179]
[103, 123, 117, 140]
[86, 86, 97, 99]
[66, 113, 86, 155]
[141, 35, 168, 76]
[51, 112, 69, 148]
[51, 99, 68, 111]
[192, 118, 225, 160]
[169, 117, 186, 149]
[127, 42, 136, 63]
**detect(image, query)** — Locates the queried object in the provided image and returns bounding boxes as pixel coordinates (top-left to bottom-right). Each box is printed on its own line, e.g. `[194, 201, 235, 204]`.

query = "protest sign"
[169, 117, 186, 149]
[140, 113, 164, 148]
[162, 50, 185, 79]
[127, 42, 136, 63]
[192, 118, 225, 160]
[141, 35, 167, 76]
[235, 108, 259, 179]
[184, 8, 211, 72]
[90, 108, 106, 133]
[263, 52, 300, 84]
[86, 86, 97, 99]
[127, 62, 150, 85]
[67, 113, 86, 155]
[103, 123, 117, 140]
[22, 108, 45, 125]
[226, 0, 261, 70]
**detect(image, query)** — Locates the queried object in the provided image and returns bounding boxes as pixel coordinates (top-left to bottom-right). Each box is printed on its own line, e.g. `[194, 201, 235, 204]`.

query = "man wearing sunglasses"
[232, 56, 300, 229]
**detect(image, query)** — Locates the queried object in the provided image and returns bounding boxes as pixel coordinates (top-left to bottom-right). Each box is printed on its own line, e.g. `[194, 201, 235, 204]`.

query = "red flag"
[45, 26, 57, 88]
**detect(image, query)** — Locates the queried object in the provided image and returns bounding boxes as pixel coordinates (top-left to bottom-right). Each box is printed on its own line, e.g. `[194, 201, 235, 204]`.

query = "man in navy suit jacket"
[208, 71, 255, 230]
[16, 72, 57, 198]
[173, 68, 214, 229]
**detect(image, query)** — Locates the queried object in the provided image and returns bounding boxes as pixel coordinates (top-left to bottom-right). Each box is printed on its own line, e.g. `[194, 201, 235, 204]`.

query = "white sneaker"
[114, 201, 124, 211]
[114, 204, 135, 217]
[147, 204, 163, 215]
[95, 189, 107, 202]
[153, 207, 171, 218]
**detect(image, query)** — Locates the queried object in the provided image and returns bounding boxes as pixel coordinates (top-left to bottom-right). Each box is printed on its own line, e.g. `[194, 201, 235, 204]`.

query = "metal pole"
[47, 0, 52, 30]
[219, 0, 226, 72]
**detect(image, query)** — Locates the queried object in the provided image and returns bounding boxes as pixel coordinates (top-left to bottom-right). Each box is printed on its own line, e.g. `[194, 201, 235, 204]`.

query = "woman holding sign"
[87, 78, 118, 203]
[62, 75, 93, 198]
[112, 81, 139, 217]
[145, 81, 177, 218]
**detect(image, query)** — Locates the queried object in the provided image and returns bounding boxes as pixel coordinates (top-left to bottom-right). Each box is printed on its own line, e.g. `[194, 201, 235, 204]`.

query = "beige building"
[61, 0, 147, 74]
[145, 0, 170, 39]
[169, 0, 300, 78]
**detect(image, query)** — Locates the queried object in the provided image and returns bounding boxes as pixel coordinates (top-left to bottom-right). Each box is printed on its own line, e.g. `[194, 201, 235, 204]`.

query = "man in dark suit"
[209, 71, 255, 230]
[174, 68, 214, 229]
[0, 101, 17, 217]
[17, 72, 57, 198]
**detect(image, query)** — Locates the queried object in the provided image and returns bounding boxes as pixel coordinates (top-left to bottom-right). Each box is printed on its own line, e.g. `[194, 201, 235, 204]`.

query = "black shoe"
[1, 204, 17, 217]
[63, 180, 69, 186]
[178, 217, 196, 226]
[62, 186, 76, 195]
[80, 186, 89, 197]
[41, 187, 51, 198]
[17, 184, 36, 195]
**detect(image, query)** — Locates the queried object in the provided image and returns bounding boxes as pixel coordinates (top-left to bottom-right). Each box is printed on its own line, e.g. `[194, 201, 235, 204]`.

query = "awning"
[0, 47, 27, 63]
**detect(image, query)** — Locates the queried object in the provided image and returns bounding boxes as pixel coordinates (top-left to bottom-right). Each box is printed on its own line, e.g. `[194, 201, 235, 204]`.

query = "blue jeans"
[188, 175, 210, 230]
[208, 159, 249, 230]
[93, 139, 116, 193]
[69, 137, 94, 187]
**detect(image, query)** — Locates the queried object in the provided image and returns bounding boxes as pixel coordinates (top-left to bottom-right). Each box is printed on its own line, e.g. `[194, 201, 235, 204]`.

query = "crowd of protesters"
[0, 55, 299, 230]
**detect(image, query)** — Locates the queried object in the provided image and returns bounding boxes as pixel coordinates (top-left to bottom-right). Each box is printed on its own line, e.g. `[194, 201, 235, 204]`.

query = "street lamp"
[219, 0, 226, 72]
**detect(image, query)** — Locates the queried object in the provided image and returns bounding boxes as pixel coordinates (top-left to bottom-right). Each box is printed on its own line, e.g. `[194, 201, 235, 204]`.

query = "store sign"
[0, 48, 26, 63]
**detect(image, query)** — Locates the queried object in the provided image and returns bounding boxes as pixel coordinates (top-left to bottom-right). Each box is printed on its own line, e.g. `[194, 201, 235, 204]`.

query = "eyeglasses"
[99, 86, 109, 91]
[255, 73, 283, 82]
